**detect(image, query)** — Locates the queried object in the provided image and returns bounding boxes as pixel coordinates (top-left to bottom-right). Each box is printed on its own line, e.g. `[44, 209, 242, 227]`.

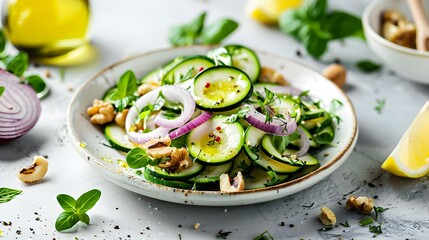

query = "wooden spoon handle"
[407, 0, 429, 50]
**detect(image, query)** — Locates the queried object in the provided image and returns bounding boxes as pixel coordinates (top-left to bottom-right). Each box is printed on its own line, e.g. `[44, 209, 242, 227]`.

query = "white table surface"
[1, 0, 429, 239]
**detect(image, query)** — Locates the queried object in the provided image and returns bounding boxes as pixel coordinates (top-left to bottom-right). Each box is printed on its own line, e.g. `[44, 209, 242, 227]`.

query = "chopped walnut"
[144, 136, 171, 149]
[115, 109, 129, 127]
[220, 172, 245, 192]
[138, 82, 159, 96]
[259, 67, 289, 86]
[158, 147, 192, 171]
[193, 223, 200, 230]
[381, 10, 416, 49]
[87, 99, 115, 125]
[346, 196, 374, 214]
[318, 206, 336, 226]
[147, 147, 174, 159]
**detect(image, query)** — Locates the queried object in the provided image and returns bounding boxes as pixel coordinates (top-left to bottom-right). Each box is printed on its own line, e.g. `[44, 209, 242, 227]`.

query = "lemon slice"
[246, 0, 302, 25]
[381, 101, 429, 178]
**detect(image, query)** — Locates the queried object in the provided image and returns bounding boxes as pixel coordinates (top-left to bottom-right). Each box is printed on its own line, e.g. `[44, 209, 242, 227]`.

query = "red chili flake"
[198, 67, 204, 72]
[216, 126, 221, 131]
[215, 136, 221, 142]
[205, 82, 211, 88]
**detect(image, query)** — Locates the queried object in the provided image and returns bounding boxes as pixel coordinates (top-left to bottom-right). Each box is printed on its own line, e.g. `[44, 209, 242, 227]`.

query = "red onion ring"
[0, 69, 41, 142]
[168, 111, 212, 140]
[153, 86, 195, 128]
[283, 127, 310, 157]
[244, 105, 297, 136]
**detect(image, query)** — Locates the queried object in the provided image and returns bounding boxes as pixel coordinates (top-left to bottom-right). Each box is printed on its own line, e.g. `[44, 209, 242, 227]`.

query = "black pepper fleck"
[368, 182, 376, 188]
[113, 225, 120, 230]
[289, 224, 294, 228]
[178, 224, 182, 228]
[280, 222, 285, 226]
[296, 50, 302, 57]
[374, 195, 378, 199]
[146, 227, 150, 230]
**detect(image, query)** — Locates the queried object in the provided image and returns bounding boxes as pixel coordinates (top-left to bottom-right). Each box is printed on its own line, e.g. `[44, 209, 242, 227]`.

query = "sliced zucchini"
[159, 57, 186, 85]
[225, 45, 261, 82]
[105, 123, 135, 152]
[187, 116, 244, 165]
[314, 125, 335, 144]
[261, 135, 305, 166]
[145, 162, 205, 180]
[287, 164, 320, 181]
[144, 169, 193, 189]
[230, 150, 253, 177]
[302, 112, 331, 131]
[301, 109, 326, 120]
[290, 126, 320, 148]
[254, 150, 301, 174]
[208, 47, 232, 66]
[193, 66, 252, 111]
[163, 56, 214, 85]
[189, 161, 233, 185]
[139, 68, 161, 84]
[244, 167, 288, 190]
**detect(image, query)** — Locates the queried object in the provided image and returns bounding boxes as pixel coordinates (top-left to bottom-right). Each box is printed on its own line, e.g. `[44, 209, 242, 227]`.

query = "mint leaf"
[56, 194, 76, 211]
[201, 19, 238, 44]
[111, 70, 137, 100]
[24, 75, 47, 95]
[356, 60, 382, 73]
[126, 147, 156, 169]
[5, 52, 28, 77]
[75, 189, 101, 213]
[55, 211, 79, 231]
[77, 212, 90, 225]
[0, 187, 22, 203]
[325, 11, 363, 40]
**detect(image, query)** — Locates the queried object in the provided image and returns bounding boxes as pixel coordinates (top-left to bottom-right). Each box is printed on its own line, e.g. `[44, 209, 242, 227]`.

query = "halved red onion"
[245, 105, 297, 136]
[283, 127, 310, 157]
[169, 111, 212, 140]
[154, 86, 195, 128]
[0, 69, 41, 142]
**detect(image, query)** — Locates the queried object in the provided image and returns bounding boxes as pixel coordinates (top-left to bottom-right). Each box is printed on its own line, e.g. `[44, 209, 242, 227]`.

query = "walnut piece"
[158, 147, 192, 171]
[144, 136, 171, 149]
[346, 195, 374, 214]
[318, 206, 336, 226]
[17, 156, 49, 183]
[87, 99, 115, 125]
[259, 67, 289, 86]
[220, 172, 245, 192]
[115, 109, 129, 127]
[138, 82, 159, 96]
[322, 64, 347, 88]
[381, 10, 416, 49]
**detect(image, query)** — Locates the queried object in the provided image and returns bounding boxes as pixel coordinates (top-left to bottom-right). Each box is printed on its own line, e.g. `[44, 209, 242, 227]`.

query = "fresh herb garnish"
[329, 99, 343, 124]
[254, 88, 276, 123]
[24, 75, 47, 95]
[111, 70, 137, 101]
[126, 147, 158, 169]
[374, 98, 385, 114]
[340, 221, 350, 227]
[272, 132, 300, 152]
[0, 86, 4, 97]
[224, 106, 250, 123]
[5, 52, 29, 77]
[369, 223, 382, 236]
[373, 206, 389, 221]
[216, 229, 232, 239]
[359, 216, 374, 226]
[169, 12, 238, 46]
[0, 187, 22, 203]
[356, 60, 382, 73]
[55, 189, 101, 232]
[265, 167, 281, 187]
[253, 230, 275, 240]
[279, 0, 363, 58]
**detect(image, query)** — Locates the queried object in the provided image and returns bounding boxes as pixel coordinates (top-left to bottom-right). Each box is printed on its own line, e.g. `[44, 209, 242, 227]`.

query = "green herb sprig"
[0, 187, 22, 203]
[216, 229, 232, 239]
[253, 230, 275, 240]
[279, 0, 363, 58]
[359, 216, 374, 226]
[0, 86, 4, 97]
[169, 12, 238, 46]
[356, 60, 382, 73]
[55, 189, 101, 232]
[374, 98, 386, 114]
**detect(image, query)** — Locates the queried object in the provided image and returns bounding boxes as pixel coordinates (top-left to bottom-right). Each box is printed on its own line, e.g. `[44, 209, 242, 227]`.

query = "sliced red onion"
[245, 105, 297, 136]
[127, 127, 171, 145]
[168, 111, 212, 140]
[0, 69, 41, 142]
[283, 127, 310, 157]
[154, 86, 195, 128]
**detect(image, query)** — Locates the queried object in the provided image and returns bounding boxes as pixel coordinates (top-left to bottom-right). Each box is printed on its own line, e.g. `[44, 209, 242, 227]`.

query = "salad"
[87, 45, 337, 192]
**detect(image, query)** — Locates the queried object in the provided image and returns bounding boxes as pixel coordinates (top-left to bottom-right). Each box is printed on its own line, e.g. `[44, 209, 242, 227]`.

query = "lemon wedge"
[381, 101, 429, 178]
[246, 0, 302, 25]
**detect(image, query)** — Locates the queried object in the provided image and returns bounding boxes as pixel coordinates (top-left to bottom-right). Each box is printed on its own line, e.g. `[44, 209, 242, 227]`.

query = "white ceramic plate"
[67, 46, 358, 206]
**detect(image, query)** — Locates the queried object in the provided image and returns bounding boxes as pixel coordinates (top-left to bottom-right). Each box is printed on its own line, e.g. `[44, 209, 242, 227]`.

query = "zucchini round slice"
[187, 116, 244, 165]
[189, 161, 233, 184]
[145, 162, 205, 180]
[163, 56, 214, 85]
[225, 45, 261, 83]
[230, 150, 254, 177]
[139, 68, 161, 84]
[105, 123, 135, 152]
[144, 169, 193, 189]
[244, 167, 288, 190]
[193, 66, 252, 111]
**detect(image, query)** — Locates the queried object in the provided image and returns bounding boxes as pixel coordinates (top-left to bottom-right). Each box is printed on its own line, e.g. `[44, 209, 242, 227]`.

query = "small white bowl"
[362, 0, 429, 84]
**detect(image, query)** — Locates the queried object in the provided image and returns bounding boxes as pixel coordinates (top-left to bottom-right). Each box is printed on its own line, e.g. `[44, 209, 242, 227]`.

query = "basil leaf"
[170, 134, 188, 148]
[169, 25, 194, 46]
[272, 132, 300, 152]
[0, 86, 4, 97]
[77, 212, 90, 225]
[5, 52, 29, 77]
[189, 12, 206, 36]
[356, 60, 382, 73]
[0, 187, 22, 203]
[24, 75, 47, 94]
[325, 11, 363, 40]
[279, 10, 303, 36]
[302, 0, 327, 20]
[56, 194, 76, 211]
[126, 147, 156, 169]
[0, 30, 6, 53]
[75, 189, 101, 213]
[55, 211, 79, 231]
[201, 19, 239, 44]
[111, 70, 137, 100]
